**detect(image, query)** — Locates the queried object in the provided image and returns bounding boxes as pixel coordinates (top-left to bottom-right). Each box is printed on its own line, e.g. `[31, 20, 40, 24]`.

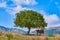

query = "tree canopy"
[14, 10, 47, 34]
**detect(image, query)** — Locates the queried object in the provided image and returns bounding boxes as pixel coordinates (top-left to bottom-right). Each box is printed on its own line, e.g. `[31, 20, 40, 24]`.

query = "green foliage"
[14, 10, 47, 34]
[7, 33, 13, 40]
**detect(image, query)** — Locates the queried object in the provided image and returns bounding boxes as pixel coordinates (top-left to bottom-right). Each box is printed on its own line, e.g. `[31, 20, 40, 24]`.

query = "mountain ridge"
[0, 26, 60, 36]
[0, 26, 27, 34]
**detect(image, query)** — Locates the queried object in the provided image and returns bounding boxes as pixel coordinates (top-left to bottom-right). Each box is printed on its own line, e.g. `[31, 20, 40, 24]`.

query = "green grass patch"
[48, 36, 55, 40]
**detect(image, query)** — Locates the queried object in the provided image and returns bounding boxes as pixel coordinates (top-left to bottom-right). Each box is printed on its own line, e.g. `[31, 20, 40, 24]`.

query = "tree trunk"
[27, 27, 31, 35]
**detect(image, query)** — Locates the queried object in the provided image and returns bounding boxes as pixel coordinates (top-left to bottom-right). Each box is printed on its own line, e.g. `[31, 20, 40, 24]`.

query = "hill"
[0, 26, 27, 34]
[0, 26, 60, 36]
[45, 26, 60, 36]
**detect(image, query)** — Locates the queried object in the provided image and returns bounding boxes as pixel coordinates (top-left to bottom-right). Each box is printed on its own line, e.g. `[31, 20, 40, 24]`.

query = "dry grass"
[0, 30, 49, 40]
[55, 35, 60, 40]
[12, 33, 48, 40]
[1, 30, 60, 40]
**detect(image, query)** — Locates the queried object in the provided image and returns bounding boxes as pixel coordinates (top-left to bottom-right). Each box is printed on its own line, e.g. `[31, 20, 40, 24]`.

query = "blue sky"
[0, 0, 60, 28]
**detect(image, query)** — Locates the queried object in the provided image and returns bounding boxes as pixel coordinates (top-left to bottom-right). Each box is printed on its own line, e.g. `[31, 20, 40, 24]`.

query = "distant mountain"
[9, 28, 27, 34]
[0, 26, 9, 32]
[31, 26, 60, 36]
[0, 26, 27, 34]
[45, 26, 60, 36]
[1, 26, 60, 36]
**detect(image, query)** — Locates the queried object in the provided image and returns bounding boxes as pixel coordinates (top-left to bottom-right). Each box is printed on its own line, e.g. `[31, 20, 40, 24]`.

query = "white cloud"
[40, 10, 59, 24]
[0, 2, 7, 8]
[12, 0, 38, 5]
[45, 14, 60, 28]
[6, 5, 26, 15]
[24, 0, 38, 5]
[0, 0, 38, 15]
[4, 0, 38, 15]
[45, 23, 60, 29]
[47, 24, 60, 27]
[44, 14, 59, 24]
[40, 10, 60, 27]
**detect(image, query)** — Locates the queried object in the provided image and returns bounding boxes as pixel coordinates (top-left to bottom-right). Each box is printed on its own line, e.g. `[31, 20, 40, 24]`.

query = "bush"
[7, 33, 13, 40]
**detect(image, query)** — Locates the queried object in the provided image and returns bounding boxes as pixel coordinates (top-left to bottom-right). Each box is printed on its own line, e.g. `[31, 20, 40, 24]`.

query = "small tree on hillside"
[14, 10, 47, 34]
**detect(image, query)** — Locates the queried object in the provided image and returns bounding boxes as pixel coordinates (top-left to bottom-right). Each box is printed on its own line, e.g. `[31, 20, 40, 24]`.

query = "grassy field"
[0, 30, 60, 40]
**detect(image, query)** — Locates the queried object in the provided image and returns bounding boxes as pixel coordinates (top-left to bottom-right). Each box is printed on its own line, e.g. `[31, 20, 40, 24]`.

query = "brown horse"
[36, 29, 44, 35]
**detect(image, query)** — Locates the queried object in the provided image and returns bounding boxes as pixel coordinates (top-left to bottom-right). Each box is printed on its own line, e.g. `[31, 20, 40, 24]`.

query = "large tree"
[14, 10, 47, 34]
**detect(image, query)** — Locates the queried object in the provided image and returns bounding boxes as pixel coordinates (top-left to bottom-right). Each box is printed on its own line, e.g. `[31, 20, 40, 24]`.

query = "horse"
[36, 29, 44, 35]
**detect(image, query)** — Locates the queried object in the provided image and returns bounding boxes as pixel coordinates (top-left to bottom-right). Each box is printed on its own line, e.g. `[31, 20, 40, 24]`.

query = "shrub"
[7, 33, 13, 40]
